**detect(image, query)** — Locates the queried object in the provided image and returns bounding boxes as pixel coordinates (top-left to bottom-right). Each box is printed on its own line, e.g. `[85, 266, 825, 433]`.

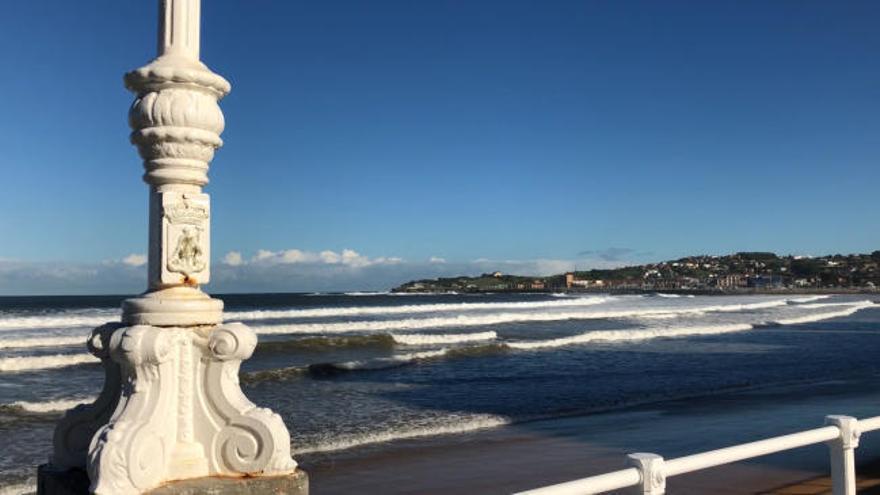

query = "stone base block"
[149, 470, 309, 495]
[38, 465, 89, 495]
[38, 465, 308, 495]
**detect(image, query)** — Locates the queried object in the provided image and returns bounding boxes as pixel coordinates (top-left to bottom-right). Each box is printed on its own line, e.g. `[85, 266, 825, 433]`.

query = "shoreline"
[303, 376, 880, 494]
[394, 288, 880, 296]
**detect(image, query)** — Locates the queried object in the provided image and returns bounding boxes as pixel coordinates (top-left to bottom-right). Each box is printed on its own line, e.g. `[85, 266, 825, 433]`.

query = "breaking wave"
[0, 354, 99, 372]
[241, 365, 310, 384]
[5, 300, 870, 374]
[510, 302, 874, 350]
[0, 480, 35, 495]
[0, 397, 95, 415]
[790, 295, 832, 304]
[0, 296, 838, 334]
[0, 335, 86, 350]
[0, 313, 114, 331]
[793, 300, 874, 310]
[507, 323, 756, 350]
[390, 331, 497, 346]
[0, 297, 611, 331]
[227, 296, 609, 321]
[238, 302, 876, 383]
[257, 334, 395, 353]
[769, 303, 874, 326]
[252, 300, 792, 335]
[294, 413, 510, 455]
[312, 349, 450, 374]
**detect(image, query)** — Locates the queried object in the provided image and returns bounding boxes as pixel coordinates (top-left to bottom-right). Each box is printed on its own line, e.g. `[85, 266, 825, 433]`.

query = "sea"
[0, 292, 879, 494]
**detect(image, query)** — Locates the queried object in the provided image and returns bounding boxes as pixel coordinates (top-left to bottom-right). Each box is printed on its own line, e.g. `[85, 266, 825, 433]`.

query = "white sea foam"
[6, 396, 96, 413]
[656, 293, 694, 298]
[790, 295, 832, 303]
[0, 354, 99, 372]
[637, 312, 703, 320]
[227, 296, 609, 321]
[391, 331, 497, 346]
[770, 303, 874, 326]
[507, 323, 756, 350]
[706, 300, 790, 312]
[0, 313, 115, 331]
[0, 335, 86, 350]
[794, 300, 874, 309]
[252, 300, 791, 335]
[293, 414, 510, 454]
[0, 480, 35, 495]
[508, 302, 874, 351]
[334, 349, 449, 371]
[0, 298, 607, 330]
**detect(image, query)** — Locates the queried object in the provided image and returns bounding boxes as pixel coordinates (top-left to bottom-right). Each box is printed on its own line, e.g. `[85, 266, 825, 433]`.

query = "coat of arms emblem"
[161, 193, 211, 284]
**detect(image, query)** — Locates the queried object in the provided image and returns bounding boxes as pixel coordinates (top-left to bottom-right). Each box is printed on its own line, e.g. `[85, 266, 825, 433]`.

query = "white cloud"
[320, 250, 341, 264]
[253, 249, 276, 262]
[280, 249, 313, 263]
[374, 256, 404, 265]
[468, 258, 577, 276]
[223, 251, 243, 266]
[243, 248, 402, 268]
[0, 248, 634, 295]
[122, 254, 147, 267]
[0, 259, 145, 295]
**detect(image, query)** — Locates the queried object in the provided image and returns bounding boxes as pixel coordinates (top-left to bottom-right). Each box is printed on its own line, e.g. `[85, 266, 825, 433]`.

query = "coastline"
[394, 287, 880, 296]
[303, 376, 880, 494]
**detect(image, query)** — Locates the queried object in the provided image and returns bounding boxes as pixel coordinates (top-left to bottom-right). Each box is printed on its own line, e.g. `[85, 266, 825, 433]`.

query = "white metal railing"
[515, 414, 880, 495]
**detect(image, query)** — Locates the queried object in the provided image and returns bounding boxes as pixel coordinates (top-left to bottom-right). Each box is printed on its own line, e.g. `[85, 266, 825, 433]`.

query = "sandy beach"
[304, 377, 880, 494]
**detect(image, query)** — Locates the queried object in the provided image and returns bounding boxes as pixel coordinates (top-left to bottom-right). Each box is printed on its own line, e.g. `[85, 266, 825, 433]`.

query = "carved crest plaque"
[160, 192, 210, 285]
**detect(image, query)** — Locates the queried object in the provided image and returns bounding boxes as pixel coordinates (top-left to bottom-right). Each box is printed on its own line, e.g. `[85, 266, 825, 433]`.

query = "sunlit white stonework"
[47, 1, 297, 493]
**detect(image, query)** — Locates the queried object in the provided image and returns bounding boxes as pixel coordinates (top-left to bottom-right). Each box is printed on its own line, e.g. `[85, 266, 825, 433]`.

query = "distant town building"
[715, 274, 745, 289]
[748, 275, 785, 289]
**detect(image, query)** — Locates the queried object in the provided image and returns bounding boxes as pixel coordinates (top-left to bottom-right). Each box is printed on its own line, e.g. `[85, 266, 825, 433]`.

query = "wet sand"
[302, 377, 880, 494]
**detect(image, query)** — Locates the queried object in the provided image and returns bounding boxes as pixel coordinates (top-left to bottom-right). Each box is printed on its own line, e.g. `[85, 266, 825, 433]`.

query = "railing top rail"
[514, 414, 880, 495]
[859, 416, 880, 432]
[515, 469, 641, 495]
[665, 425, 838, 476]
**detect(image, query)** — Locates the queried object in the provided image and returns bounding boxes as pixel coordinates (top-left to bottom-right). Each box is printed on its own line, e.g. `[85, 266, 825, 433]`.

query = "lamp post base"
[47, 322, 297, 495]
[37, 465, 309, 495]
[122, 289, 224, 327]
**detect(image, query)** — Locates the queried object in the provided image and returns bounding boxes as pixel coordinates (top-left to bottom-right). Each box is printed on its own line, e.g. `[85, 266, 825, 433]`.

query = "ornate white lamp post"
[41, 1, 303, 493]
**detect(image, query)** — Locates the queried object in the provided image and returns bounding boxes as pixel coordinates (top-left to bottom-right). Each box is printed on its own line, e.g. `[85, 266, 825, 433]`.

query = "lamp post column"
[44, 2, 300, 493]
[122, 0, 227, 327]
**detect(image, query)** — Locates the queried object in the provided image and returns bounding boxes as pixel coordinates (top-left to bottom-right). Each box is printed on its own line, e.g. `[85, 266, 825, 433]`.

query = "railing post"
[627, 453, 665, 495]
[826, 415, 860, 495]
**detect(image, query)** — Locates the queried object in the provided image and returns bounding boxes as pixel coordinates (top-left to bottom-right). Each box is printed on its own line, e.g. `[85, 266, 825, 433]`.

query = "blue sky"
[1, 0, 878, 294]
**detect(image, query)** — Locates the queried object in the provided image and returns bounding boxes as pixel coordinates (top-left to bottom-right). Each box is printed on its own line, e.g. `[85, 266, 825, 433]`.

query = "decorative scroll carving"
[87, 325, 176, 494]
[50, 323, 123, 470]
[78, 324, 295, 494]
[204, 323, 297, 475]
